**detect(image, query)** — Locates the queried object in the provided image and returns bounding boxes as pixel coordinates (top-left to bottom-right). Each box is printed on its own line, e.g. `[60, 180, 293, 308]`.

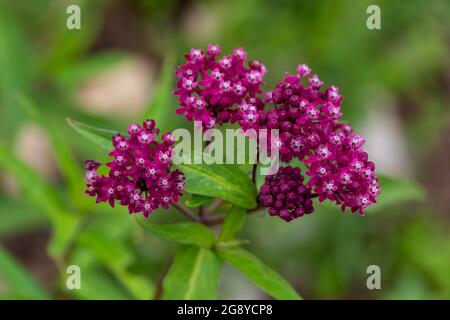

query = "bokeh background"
[0, 0, 449, 299]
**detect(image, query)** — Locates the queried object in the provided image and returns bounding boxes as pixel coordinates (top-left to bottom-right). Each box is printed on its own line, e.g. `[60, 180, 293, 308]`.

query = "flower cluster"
[172, 46, 381, 219]
[83, 46, 381, 222]
[264, 65, 380, 215]
[259, 166, 314, 222]
[174, 45, 267, 130]
[264, 66, 342, 162]
[305, 123, 381, 214]
[85, 119, 185, 217]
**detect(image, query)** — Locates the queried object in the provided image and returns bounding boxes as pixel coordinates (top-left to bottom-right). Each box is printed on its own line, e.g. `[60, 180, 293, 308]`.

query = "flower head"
[305, 123, 381, 215]
[174, 45, 266, 130]
[262, 65, 380, 215]
[259, 166, 314, 222]
[85, 119, 184, 217]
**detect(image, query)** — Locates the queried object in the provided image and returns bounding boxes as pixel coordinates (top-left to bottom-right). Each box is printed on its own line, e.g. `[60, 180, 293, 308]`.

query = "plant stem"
[172, 202, 226, 225]
[202, 214, 226, 226]
[252, 163, 258, 183]
[252, 150, 260, 183]
[205, 199, 224, 215]
[198, 205, 205, 222]
[172, 203, 198, 222]
[154, 254, 173, 300]
[202, 205, 264, 226]
[248, 205, 263, 214]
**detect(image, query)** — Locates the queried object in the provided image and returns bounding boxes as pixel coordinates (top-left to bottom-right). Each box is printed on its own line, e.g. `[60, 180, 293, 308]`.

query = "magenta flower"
[174, 45, 266, 130]
[176, 46, 382, 220]
[82, 46, 381, 225]
[173, 47, 381, 218]
[85, 119, 185, 217]
[261, 65, 380, 216]
[305, 122, 381, 215]
[263, 69, 343, 163]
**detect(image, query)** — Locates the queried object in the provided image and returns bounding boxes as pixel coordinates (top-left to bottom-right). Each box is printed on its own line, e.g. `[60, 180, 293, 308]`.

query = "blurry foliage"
[0, 0, 448, 299]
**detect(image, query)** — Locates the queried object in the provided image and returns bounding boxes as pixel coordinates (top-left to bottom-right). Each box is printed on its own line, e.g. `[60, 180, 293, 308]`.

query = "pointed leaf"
[15, 94, 87, 208]
[0, 143, 80, 257]
[70, 267, 130, 300]
[0, 198, 46, 236]
[144, 52, 176, 132]
[217, 247, 302, 300]
[174, 151, 257, 209]
[76, 231, 134, 271]
[137, 219, 216, 248]
[76, 230, 154, 300]
[66, 118, 115, 150]
[163, 246, 221, 299]
[218, 206, 247, 242]
[185, 194, 214, 208]
[0, 245, 49, 299]
[0, 11, 32, 136]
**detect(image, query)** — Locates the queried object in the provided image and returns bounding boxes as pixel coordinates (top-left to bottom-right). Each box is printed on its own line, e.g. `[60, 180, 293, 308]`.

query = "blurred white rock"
[181, 3, 220, 42]
[76, 56, 155, 120]
[1, 123, 58, 196]
[14, 122, 58, 180]
[359, 88, 413, 177]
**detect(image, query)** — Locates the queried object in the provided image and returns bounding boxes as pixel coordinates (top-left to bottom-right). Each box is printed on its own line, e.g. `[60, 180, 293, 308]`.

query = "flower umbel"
[85, 119, 185, 217]
[173, 46, 381, 219]
[262, 65, 380, 216]
[305, 123, 381, 215]
[264, 69, 343, 163]
[174, 45, 266, 130]
[259, 166, 314, 222]
[83, 46, 381, 222]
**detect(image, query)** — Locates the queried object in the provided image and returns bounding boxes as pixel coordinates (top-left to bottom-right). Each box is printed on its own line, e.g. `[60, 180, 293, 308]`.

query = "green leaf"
[185, 194, 213, 208]
[143, 52, 176, 132]
[174, 151, 257, 209]
[217, 247, 302, 300]
[179, 163, 257, 209]
[45, 2, 104, 76]
[113, 271, 154, 300]
[0, 245, 49, 299]
[137, 219, 216, 248]
[77, 231, 134, 271]
[0, 143, 80, 257]
[163, 246, 222, 300]
[366, 175, 426, 213]
[218, 206, 247, 242]
[70, 267, 131, 300]
[85, 213, 134, 241]
[0, 11, 32, 136]
[0, 198, 46, 236]
[57, 52, 129, 91]
[50, 214, 81, 257]
[76, 230, 154, 300]
[15, 94, 87, 208]
[66, 118, 115, 150]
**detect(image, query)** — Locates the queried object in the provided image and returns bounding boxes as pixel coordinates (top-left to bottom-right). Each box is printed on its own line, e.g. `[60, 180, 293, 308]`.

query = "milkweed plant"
[72, 45, 381, 300]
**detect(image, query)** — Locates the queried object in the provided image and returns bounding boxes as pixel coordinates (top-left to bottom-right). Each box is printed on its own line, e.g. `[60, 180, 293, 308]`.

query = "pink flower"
[260, 64, 380, 215]
[174, 45, 266, 130]
[85, 120, 185, 217]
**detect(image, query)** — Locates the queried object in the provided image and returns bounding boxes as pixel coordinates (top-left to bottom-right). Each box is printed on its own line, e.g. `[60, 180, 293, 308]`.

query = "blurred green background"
[0, 0, 449, 299]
